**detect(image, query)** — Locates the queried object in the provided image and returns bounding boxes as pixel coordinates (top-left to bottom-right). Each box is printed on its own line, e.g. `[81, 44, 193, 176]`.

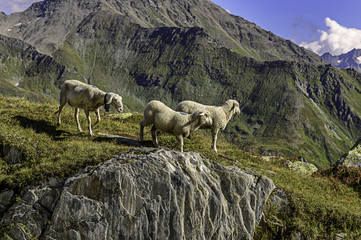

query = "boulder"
[1, 148, 275, 239]
[286, 161, 318, 175]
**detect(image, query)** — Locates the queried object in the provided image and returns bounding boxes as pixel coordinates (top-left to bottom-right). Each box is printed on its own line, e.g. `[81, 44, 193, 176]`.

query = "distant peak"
[322, 48, 361, 73]
[321, 52, 333, 58]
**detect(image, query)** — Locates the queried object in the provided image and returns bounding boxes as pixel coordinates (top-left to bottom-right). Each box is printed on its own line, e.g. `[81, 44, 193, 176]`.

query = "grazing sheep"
[140, 100, 212, 152]
[176, 99, 240, 152]
[54, 80, 123, 136]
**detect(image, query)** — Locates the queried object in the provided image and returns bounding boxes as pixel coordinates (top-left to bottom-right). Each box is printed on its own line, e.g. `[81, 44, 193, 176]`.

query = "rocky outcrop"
[0, 148, 275, 239]
[338, 138, 361, 168]
[286, 160, 318, 175]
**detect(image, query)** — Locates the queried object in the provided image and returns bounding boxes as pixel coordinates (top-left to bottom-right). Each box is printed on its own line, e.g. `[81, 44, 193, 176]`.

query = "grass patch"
[0, 96, 361, 238]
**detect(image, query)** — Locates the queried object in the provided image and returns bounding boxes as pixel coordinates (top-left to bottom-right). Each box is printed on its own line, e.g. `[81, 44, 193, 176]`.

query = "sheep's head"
[227, 99, 241, 115]
[106, 93, 123, 112]
[193, 109, 212, 126]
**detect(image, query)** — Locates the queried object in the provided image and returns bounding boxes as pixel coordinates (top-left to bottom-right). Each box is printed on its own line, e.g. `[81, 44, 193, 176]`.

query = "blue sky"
[1, 0, 361, 55]
[212, 0, 361, 42]
[212, 0, 361, 55]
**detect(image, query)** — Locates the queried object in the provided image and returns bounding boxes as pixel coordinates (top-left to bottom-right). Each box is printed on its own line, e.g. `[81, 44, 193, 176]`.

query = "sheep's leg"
[140, 120, 145, 142]
[56, 105, 64, 125]
[56, 99, 66, 125]
[93, 108, 100, 128]
[74, 108, 83, 132]
[211, 128, 219, 152]
[84, 109, 93, 136]
[176, 135, 184, 152]
[151, 125, 159, 147]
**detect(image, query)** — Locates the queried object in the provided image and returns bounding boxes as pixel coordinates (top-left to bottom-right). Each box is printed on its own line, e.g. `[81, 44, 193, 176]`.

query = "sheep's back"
[177, 101, 227, 127]
[176, 101, 205, 113]
[144, 101, 177, 128]
[64, 80, 105, 110]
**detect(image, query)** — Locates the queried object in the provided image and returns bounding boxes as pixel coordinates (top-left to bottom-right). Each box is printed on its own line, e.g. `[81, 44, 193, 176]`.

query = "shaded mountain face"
[322, 49, 361, 73]
[0, 0, 324, 65]
[0, 0, 361, 167]
[0, 34, 69, 101]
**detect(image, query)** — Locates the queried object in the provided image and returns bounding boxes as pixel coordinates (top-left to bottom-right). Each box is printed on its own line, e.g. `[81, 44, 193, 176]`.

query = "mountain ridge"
[322, 49, 361, 73]
[0, 0, 325, 65]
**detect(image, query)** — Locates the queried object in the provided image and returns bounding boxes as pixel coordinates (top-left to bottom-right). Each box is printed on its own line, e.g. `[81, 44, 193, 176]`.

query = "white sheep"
[176, 99, 240, 152]
[140, 100, 212, 152]
[54, 80, 123, 136]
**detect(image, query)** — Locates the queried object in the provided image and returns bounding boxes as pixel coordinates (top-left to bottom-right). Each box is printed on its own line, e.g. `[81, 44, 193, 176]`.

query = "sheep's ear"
[105, 94, 114, 104]
[104, 93, 114, 112]
[229, 103, 236, 112]
[230, 101, 240, 112]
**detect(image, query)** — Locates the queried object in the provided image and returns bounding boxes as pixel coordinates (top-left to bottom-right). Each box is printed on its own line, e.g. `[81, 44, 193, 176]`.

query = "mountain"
[0, 0, 324, 64]
[0, 34, 69, 101]
[1, 0, 361, 166]
[322, 49, 361, 73]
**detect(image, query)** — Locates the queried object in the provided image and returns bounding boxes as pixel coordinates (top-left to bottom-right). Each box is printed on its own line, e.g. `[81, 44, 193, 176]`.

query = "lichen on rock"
[286, 160, 318, 175]
[339, 143, 361, 168]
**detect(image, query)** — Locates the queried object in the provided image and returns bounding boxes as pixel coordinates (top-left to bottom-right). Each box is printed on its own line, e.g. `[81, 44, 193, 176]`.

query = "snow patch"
[14, 23, 22, 27]
[7, 28, 12, 32]
[357, 56, 361, 64]
[337, 60, 342, 64]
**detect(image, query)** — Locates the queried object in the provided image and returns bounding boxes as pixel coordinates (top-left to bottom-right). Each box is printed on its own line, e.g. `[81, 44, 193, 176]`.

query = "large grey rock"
[1, 148, 275, 239]
[0, 178, 64, 239]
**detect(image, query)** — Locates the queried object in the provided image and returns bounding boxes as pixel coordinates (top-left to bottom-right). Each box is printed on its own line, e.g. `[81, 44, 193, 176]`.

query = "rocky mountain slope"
[1, 0, 361, 166]
[0, 148, 275, 239]
[322, 49, 361, 73]
[0, 0, 324, 64]
[0, 34, 68, 101]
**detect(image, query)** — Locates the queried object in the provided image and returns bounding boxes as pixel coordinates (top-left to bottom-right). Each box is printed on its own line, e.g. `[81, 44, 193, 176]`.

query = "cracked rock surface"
[1, 148, 275, 239]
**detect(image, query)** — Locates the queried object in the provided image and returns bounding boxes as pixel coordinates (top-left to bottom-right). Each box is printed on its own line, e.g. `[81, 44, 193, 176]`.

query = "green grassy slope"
[0, 96, 360, 238]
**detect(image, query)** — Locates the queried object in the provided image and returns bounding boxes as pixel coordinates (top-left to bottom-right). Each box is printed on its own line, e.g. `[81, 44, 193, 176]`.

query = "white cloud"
[300, 17, 361, 56]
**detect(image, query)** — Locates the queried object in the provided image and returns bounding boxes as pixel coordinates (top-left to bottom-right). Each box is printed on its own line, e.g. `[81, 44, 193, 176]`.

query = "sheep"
[54, 80, 123, 136]
[176, 99, 240, 152]
[139, 100, 212, 152]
